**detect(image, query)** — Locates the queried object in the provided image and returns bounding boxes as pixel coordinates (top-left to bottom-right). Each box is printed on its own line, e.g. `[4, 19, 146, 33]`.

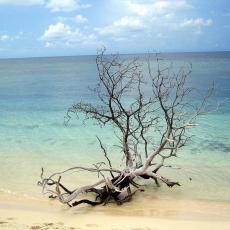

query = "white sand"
[0, 193, 230, 230]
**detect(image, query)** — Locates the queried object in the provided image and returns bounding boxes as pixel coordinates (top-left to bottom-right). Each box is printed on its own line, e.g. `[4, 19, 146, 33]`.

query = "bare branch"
[39, 50, 213, 208]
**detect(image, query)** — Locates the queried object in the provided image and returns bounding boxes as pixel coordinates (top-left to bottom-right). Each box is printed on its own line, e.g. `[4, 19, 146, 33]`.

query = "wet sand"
[0, 193, 230, 230]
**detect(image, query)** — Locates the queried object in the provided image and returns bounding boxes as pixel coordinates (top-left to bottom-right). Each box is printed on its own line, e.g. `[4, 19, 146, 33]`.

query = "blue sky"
[0, 0, 230, 58]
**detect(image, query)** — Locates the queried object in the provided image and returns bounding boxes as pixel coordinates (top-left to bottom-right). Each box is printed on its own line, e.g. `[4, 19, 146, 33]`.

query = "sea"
[0, 52, 229, 202]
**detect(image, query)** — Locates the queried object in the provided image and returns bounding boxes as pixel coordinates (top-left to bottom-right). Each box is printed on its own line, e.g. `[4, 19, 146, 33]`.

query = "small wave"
[0, 188, 17, 195]
[0, 188, 41, 201]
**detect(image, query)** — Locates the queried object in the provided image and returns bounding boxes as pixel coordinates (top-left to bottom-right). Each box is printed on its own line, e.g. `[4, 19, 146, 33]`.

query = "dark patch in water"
[49, 141, 56, 145]
[49, 122, 81, 128]
[88, 140, 96, 145]
[24, 125, 39, 130]
[49, 122, 63, 127]
[197, 140, 230, 153]
[0, 123, 39, 130]
[189, 147, 200, 154]
[43, 138, 53, 142]
[42, 138, 56, 145]
[5, 137, 12, 141]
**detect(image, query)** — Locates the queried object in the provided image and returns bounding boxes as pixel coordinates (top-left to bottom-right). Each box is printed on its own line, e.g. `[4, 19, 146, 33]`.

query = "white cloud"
[57, 15, 88, 24]
[93, 0, 213, 47]
[0, 0, 92, 11]
[0, 32, 24, 41]
[180, 18, 213, 28]
[126, 0, 191, 16]
[45, 0, 91, 12]
[41, 22, 97, 47]
[94, 0, 193, 42]
[172, 18, 213, 35]
[0, 34, 10, 41]
[73, 14, 88, 23]
[95, 16, 145, 36]
[0, 0, 44, 5]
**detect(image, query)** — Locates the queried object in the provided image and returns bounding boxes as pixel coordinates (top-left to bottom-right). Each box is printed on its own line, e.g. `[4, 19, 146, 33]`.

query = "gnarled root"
[38, 165, 179, 207]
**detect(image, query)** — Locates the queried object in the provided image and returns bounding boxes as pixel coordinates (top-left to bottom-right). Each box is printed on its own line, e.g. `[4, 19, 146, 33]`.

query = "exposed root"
[38, 165, 180, 207]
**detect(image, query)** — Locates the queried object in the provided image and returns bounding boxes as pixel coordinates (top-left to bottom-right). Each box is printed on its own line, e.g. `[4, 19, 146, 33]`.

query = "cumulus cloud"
[0, 0, 44, 5]
[41, 22, 97, 47]
[94, 0, 194, 41]
[45, 0, 91, 12]
[95, 0, 214, 44]
[126, 0, 191, 16]
[95, 16, 145, 37]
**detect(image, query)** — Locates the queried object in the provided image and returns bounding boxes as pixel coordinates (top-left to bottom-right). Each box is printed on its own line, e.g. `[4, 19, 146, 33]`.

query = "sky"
[0, 0, 230, 58]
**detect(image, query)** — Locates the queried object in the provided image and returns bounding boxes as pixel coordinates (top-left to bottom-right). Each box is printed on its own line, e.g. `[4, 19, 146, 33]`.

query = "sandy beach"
[0, 193, 230, 230]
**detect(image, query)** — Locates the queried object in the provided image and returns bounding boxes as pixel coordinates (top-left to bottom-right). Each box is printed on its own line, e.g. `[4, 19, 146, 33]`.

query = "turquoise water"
[0, 52, 229, 201]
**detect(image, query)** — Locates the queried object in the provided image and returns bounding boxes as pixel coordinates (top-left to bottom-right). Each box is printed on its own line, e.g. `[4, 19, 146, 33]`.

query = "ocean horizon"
[1, 50, 230, 61]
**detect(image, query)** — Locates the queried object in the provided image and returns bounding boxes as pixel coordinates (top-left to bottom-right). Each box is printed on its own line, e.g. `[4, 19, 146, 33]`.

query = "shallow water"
[0, 52, 229, 201]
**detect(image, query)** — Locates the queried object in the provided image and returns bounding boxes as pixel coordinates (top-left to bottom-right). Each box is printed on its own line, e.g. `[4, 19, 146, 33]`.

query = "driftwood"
[38, 49, 213, 207]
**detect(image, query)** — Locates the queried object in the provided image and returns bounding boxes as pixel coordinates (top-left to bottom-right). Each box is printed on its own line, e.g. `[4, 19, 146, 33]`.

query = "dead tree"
[38, 49, 213, 207]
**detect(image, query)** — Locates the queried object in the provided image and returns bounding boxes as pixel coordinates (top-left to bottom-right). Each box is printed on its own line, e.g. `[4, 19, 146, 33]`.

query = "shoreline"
[0, 194, 230, 229]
